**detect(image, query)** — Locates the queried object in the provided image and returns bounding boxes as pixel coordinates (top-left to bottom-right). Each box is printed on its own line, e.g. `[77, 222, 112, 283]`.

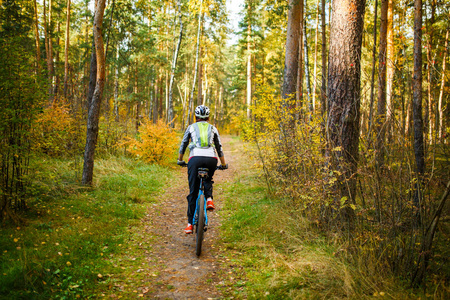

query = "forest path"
[143, 136, 241, 299]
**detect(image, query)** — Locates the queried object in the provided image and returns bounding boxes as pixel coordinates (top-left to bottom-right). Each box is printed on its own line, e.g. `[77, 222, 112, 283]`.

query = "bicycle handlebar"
[177, 161, 228, 170]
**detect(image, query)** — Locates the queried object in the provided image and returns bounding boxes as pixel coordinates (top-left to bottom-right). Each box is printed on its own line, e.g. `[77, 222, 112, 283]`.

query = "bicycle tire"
[196, 194, 205, 257]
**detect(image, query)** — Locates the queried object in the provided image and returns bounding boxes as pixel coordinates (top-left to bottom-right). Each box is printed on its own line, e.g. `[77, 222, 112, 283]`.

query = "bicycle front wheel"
[196, 194, 205, 257]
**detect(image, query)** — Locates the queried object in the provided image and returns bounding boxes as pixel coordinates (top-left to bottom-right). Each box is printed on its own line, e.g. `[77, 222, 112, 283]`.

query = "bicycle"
[178, 161, 227, 256]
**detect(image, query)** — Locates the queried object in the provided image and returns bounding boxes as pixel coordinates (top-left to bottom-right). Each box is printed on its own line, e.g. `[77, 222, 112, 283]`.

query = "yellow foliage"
[32, 103, 79, 156]
[120, 119, 178, 165]
[242, 83, 328, 212]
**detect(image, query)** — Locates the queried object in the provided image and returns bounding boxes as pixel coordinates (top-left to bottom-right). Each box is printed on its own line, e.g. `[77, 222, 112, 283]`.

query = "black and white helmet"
[195, 105, 210, 119]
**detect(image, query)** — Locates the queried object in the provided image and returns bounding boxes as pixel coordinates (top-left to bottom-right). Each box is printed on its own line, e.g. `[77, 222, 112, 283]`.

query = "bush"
[32, 103, 81, 157]
[120, 119, 178, 165]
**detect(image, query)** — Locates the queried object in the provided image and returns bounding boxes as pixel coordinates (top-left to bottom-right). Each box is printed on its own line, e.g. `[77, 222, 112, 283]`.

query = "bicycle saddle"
[198, 168, 209, 177]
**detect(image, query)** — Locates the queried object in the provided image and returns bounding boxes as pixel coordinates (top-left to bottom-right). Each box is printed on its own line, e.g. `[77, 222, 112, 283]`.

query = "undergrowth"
[0, 155, 171, 299]
[217, 139, 447, 299]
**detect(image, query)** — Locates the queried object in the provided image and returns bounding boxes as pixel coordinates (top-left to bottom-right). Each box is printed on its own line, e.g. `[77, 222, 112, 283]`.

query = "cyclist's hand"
[218, 164, 228, 170]
[177, 160, 187, 167]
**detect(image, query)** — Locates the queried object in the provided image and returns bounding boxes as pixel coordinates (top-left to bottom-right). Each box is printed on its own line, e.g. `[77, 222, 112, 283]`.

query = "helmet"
[195, 105, 210, 119]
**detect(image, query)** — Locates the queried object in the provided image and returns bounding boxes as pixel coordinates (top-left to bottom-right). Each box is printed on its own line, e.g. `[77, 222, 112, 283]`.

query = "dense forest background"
[1, 0, 449, 297]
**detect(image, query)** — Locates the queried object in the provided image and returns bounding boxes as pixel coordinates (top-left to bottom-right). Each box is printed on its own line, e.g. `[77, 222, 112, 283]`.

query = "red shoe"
[184, 223, 193, 234]
[206, 198, 215, 211]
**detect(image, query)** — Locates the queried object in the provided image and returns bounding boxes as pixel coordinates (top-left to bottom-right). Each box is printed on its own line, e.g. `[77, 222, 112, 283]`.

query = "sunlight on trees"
[0, 0, 448, 294]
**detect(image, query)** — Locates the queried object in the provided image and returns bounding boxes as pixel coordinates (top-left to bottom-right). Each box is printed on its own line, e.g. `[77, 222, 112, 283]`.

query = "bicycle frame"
[192, 177, 208, 228]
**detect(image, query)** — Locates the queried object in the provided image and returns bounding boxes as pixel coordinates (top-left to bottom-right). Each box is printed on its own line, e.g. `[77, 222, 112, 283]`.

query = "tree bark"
[385, 0, 394, 140]
[246, 0, 252, 119]
[327, 0, 366, 221]
[187, 0, 203, 127]
[64, 0, 71, 98]
[375, 0, 388, 168]
[87, 38, 97, 111]
[413, 0, 425, 176]
[114, 46, 119, 122]
[368, 0, 378, 136]
[43, 0, 54, 103]
[153, 74, 159, 123]
[312, 0, 320, 112]
[135, 63, 140, 132]
[438, 16, 449, 142]
[320, 0, 327, 119]
[33, 0, 41, 71]
[303, 3, 312, 114]
[82, 0, 107, 185]
[282, 0, 302, 107]
[426, 0, 436, 144]
[168, 0, 183, 127]
[198, 48, 203, 106]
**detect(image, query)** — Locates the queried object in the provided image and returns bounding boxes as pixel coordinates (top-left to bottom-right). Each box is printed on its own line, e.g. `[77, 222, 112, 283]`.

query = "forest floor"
[105, 136, 241, 299]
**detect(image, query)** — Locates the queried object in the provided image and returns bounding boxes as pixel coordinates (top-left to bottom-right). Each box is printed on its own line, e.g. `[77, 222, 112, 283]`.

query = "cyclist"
[178, 105, 228, 234]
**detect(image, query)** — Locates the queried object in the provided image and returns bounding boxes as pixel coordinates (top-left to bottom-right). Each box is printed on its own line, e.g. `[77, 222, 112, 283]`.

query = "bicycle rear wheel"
[196, 194, 205, 257]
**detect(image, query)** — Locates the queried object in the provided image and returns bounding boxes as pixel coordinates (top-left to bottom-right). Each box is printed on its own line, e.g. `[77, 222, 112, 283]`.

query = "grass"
[0, 155, 172, 299]
[216, 150, 444, 299]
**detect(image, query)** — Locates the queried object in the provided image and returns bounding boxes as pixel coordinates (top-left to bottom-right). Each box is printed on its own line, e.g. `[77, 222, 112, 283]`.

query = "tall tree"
[168, 0, 183, 127]
[385, 0, 394, 139]
[246, 0, 252, 119]
[82, 0, 107, 185]
[186, 0, 203, 127]
[375, 0, 388, 168]
[312, 0, 320, 111]
[282, 0, 302, 105]
[368, 0, 378, 135]
[64, 0, 71, 98]
[412, 0, 425, 177]
[33, 0, 41, 70]
[438, 15, 449, 141]
[303, 1, 312, 114]
[326, 0, 366, 220]
[320, 0, 327, 119]
[425, 0, 436, 144]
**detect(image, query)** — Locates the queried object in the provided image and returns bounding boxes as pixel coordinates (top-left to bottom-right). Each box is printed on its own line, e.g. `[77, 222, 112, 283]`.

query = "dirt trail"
[144, 136, 239, 299]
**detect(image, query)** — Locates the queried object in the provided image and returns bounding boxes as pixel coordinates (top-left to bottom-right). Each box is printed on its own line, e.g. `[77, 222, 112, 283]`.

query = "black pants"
[186, 156, 218, 224]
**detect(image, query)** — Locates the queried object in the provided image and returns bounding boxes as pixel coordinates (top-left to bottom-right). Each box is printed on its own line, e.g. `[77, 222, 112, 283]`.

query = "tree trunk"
[198, 49, 203, 106]
[385, 0, 394, 141]
[312, 0, 320, 112]
[87, 38, 97, 111]
[54, 18, 60, 99]
[413, 0, 425, 176]
[64, 0, 71, 98]
[320, 0, 327, 119]
[246, 0, 252, 119]
[282, 0, 302, 106]
[82, 0, 107, 185]
[187, 0, 203, 127]
[375, 0, 388, 168]
[368, 0, 378, 136]
[153, 74, 159, 123]
[296, 0, 304, 112]
[426, 0, 436, 145]
[33, 0, 41, 71]
[438, 17, 449, 142]
[43, 0, 54, 103]
[114, 46, 119, 122]
[327, 0, 366, 221]
[135, 63, 140, 132]
[303, 4, 312, 114]
[168, 0, 183, 127]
